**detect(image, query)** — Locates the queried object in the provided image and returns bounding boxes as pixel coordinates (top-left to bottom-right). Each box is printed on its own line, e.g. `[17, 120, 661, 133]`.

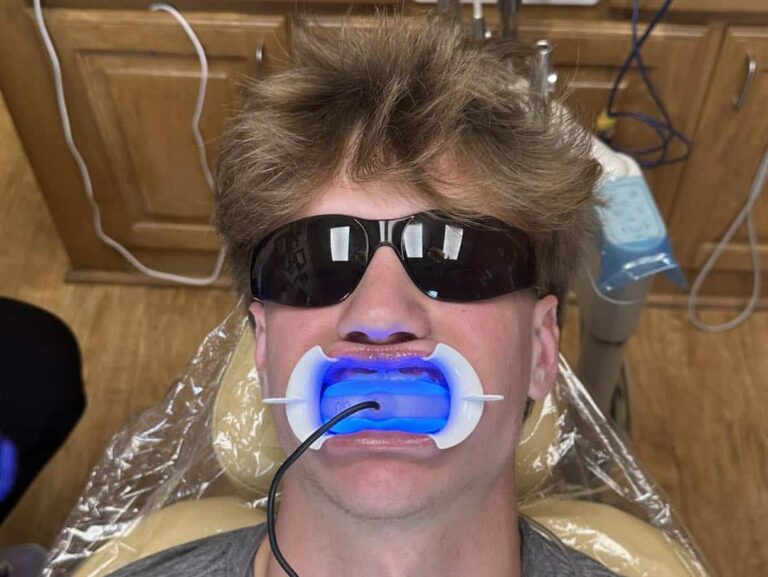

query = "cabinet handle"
[732, 53, 757, 110]
[256, 42, 265, 66]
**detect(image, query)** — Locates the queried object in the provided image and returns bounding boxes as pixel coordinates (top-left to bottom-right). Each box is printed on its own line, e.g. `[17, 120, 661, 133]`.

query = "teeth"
[390, 368, 443, 387]
[325, 367, 377, 385]
[324, 365, 447, 388]
[398, 367, 428, 376]
[397, 367, 432, 379]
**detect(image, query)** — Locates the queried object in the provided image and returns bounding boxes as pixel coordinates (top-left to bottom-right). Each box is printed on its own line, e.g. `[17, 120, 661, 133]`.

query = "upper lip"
[325, 343, 436, 362]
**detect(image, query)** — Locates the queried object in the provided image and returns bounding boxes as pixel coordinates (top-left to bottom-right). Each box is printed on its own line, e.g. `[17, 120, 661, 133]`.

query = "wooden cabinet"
[1, 0, 766, 302]
[45, 9, 288, 281]
[517, 20, 718, 217]
[667, 27, 768, 293]
[610, 0, 768, 14]
[1, 5, 288, 284]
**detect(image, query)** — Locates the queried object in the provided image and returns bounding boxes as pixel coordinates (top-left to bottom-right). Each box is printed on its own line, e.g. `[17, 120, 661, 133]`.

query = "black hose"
[267, 400, 381, 577]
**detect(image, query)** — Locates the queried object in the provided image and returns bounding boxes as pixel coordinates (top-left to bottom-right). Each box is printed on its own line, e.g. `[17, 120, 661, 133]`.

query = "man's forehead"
[296, 177, 435, 221]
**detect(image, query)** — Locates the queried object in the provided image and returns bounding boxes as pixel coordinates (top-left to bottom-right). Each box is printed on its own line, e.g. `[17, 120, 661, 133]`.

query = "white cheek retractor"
[264, 343, 503, 450]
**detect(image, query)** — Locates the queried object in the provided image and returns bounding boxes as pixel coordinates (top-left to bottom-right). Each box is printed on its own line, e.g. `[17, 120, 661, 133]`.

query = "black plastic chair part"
[0, 297, 86, 524]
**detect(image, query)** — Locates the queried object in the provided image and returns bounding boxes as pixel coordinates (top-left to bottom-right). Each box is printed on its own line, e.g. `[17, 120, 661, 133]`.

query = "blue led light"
[0, 435, 17, 503]
[319, 362, 451, 435]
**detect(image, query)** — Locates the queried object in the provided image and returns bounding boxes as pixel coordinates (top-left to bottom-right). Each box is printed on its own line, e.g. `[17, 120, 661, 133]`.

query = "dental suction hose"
[267, 400, 381, 577]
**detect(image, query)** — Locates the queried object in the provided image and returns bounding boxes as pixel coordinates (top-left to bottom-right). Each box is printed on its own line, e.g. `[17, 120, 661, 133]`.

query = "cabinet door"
[40, 9, 289, 281]
[667, 27, 768, 291]
[518, 20, 719, 218]
[610, 0, 768, 13]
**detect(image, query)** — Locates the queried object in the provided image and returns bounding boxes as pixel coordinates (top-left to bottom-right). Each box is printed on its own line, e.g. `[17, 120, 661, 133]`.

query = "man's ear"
[528, 295, 560, 400]
[248, 301, 269, 392]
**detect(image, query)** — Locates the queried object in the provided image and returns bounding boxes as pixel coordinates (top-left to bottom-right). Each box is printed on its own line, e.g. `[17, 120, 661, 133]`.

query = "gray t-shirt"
[105, 516, 621, 577]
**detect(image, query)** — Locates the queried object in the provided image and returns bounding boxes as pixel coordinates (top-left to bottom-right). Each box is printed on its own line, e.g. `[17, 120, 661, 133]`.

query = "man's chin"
[315, 459, 447, 521]
[307, 436, 455, 521]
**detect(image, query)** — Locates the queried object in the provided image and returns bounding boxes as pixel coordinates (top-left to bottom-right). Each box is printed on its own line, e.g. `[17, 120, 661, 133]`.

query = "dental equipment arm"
[472, 0, 486, 41]
[436, 0, 462, 24]
[531, 39, 555, 104]
[498, 0, 521, 39]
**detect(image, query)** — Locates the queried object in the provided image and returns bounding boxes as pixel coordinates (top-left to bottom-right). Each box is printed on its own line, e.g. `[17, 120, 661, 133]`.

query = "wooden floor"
[1, 91, 766, 577]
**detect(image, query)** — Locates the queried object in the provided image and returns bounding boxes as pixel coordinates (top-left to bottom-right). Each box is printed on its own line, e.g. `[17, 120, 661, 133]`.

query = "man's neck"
[260, 468, 522, 577]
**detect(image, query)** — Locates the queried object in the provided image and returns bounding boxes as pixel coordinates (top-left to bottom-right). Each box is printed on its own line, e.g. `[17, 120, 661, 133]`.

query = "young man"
[108, 12, 616, 577]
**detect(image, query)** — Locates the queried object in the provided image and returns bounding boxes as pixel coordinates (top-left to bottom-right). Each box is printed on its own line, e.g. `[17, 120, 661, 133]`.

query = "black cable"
[628, 0, 691, 166]
[266, 400, 381, 577]
[604, 0, 692, 168]
[627, 0, 692, 166]
[604, 1, 674, 164]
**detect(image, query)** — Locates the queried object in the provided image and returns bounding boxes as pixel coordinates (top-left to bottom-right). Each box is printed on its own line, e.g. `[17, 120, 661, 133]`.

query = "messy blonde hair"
[214, 12, 601, 324]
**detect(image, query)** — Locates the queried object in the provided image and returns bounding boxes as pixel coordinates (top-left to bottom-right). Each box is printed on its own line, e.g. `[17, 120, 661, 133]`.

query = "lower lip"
[323, 430, 438, 455]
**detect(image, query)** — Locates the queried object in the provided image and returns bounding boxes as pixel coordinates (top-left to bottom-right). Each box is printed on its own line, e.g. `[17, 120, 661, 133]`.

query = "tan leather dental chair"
[65, 317, 710, 577]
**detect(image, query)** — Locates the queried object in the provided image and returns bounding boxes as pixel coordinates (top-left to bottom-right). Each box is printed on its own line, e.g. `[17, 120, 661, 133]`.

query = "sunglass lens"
[401, 215, 535, 301]
[251, 216, 368, 306]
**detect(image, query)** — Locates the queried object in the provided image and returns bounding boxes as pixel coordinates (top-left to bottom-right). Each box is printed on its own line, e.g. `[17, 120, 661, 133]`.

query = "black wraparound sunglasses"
[249, 211, 538, 307]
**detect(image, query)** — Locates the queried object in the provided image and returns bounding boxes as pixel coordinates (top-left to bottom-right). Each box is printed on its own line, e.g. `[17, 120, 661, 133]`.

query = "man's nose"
[336, 246, 431, 344]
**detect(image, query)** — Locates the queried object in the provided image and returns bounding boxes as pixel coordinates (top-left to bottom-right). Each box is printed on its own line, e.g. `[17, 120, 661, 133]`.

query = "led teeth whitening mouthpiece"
[263, 344, 503, 450]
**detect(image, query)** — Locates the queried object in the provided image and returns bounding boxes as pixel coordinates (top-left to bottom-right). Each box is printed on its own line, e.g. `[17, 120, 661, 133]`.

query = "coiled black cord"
[266, 400, 381, 577]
